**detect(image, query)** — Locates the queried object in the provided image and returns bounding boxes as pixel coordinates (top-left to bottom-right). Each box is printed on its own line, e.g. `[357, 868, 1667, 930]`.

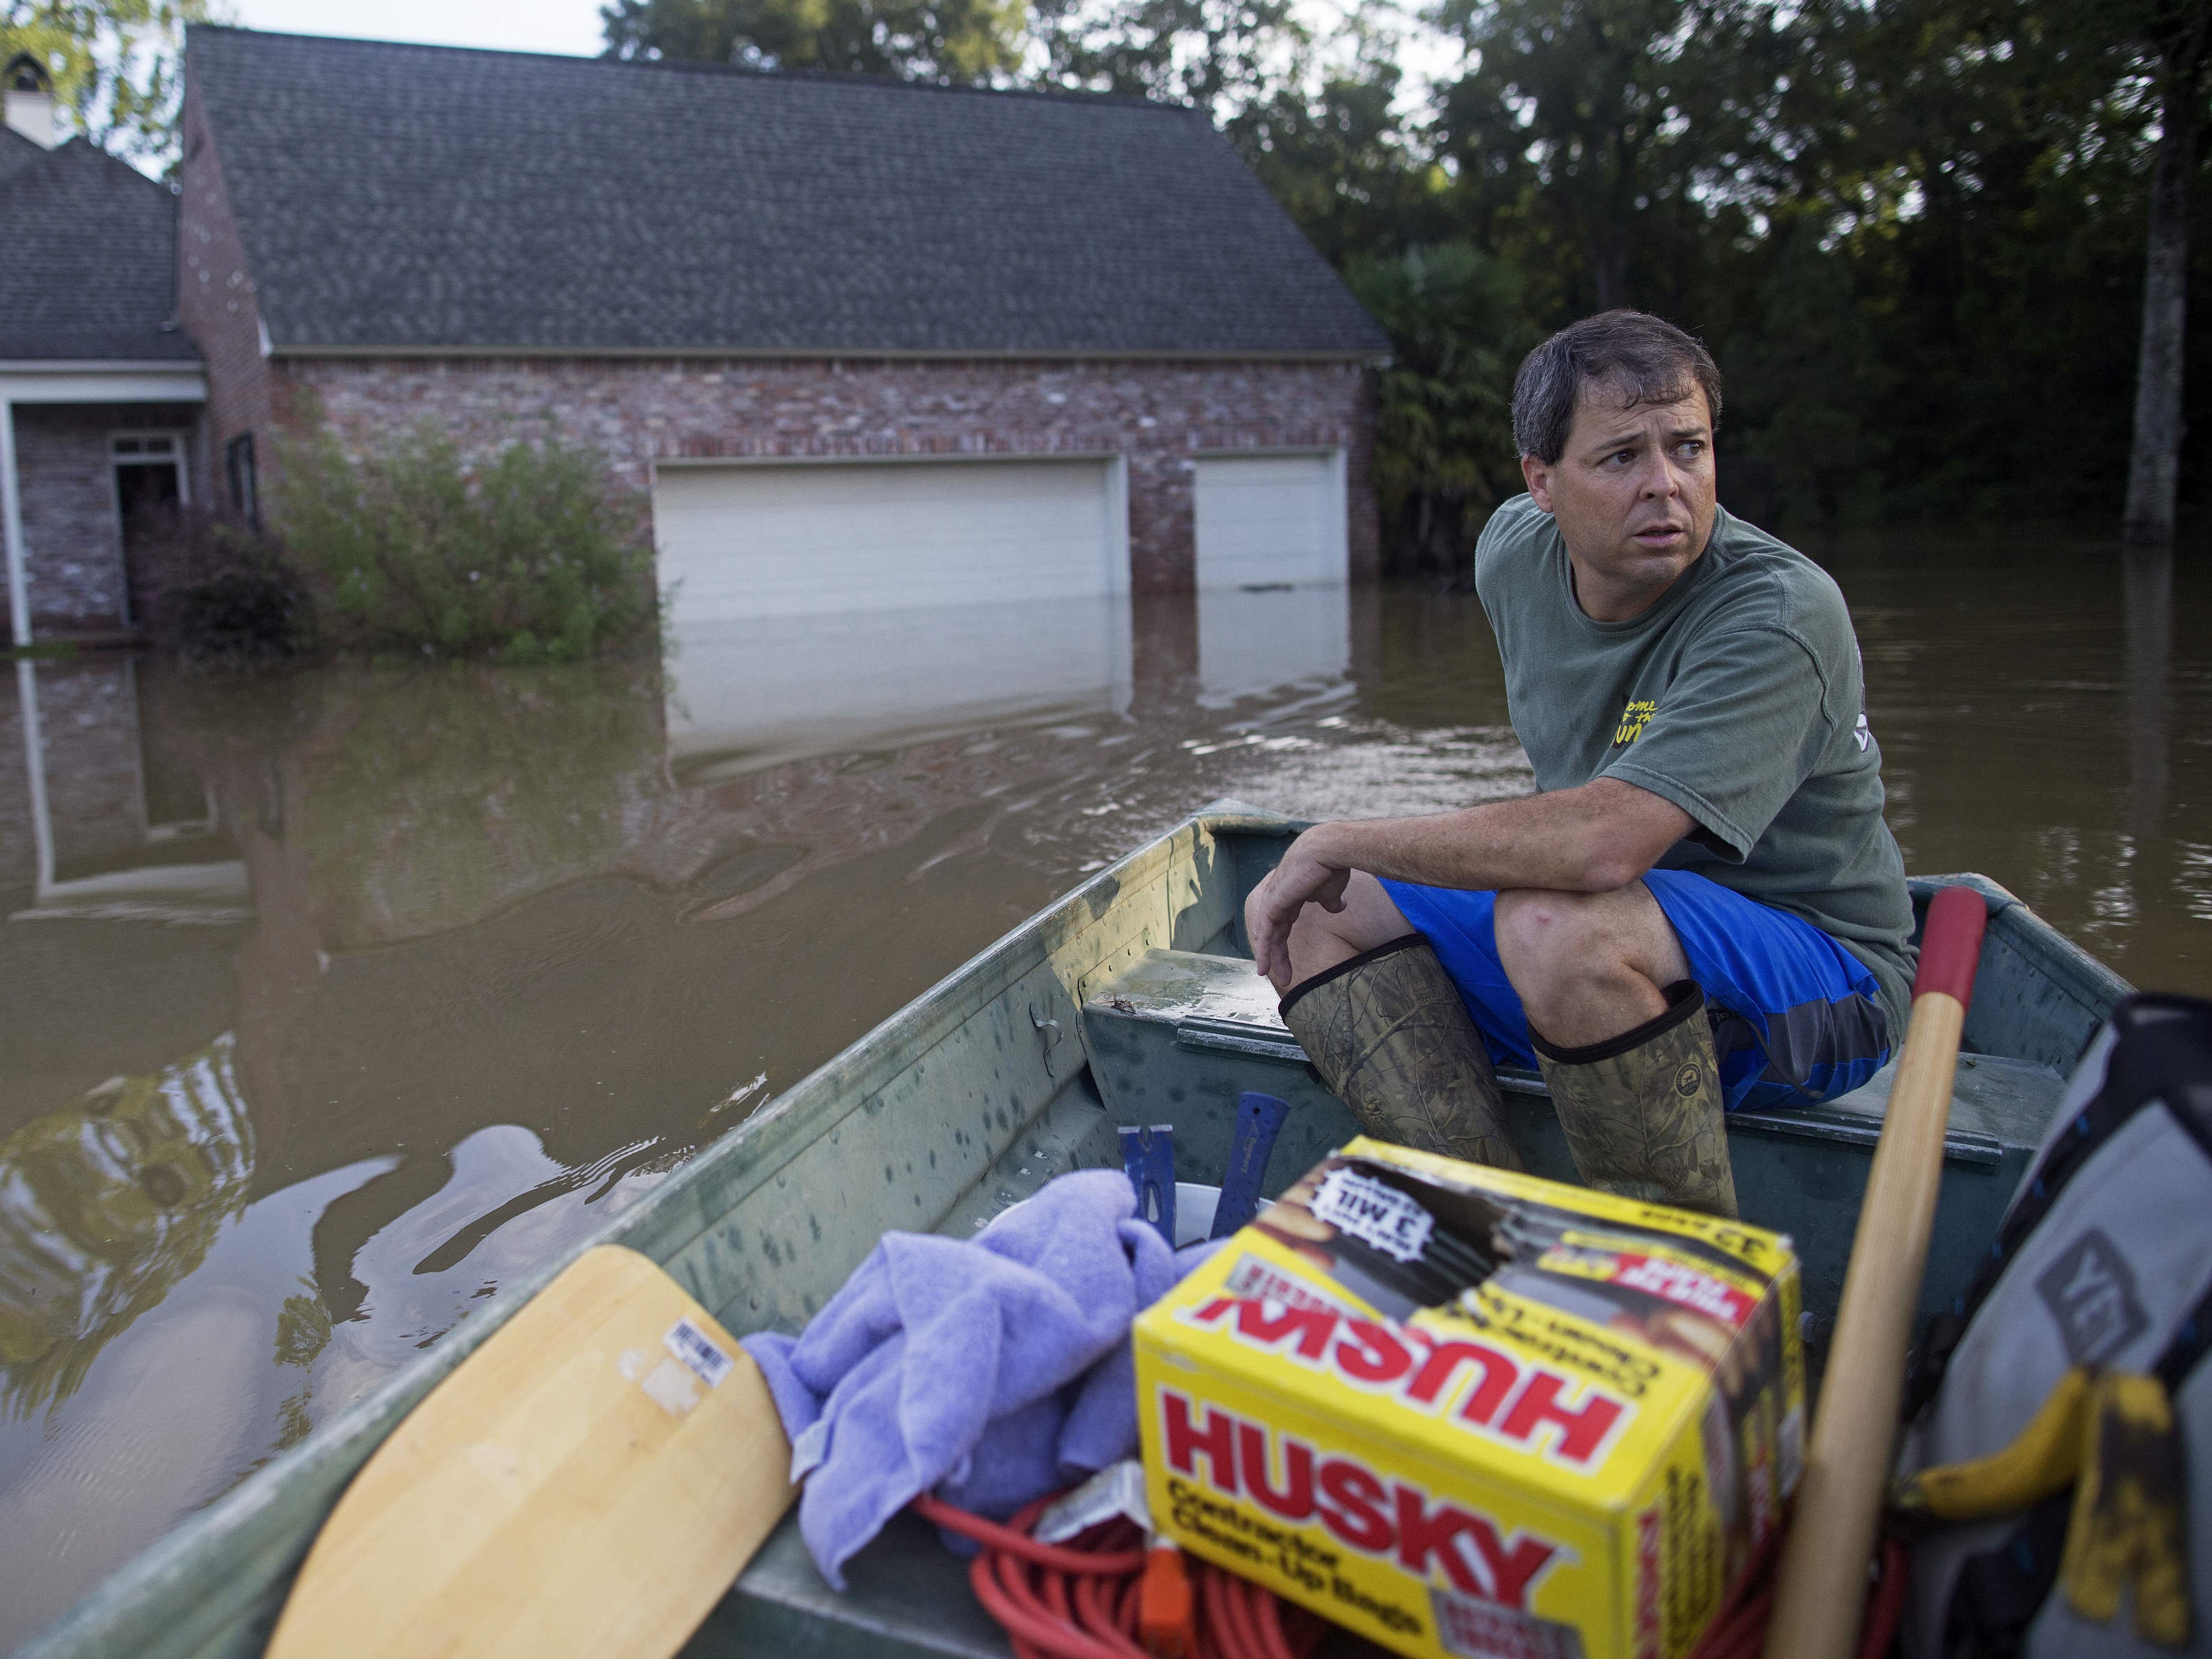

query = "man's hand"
[1245, 831, 1352, 987]
[1240, 781, 1696, 992]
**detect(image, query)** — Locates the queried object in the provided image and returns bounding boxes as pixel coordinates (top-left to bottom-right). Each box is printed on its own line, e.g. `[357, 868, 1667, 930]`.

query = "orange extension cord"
[913, 1492, 1325, 1659]
[917, 1492, 1910, 1659]
[1686, 1532, 1911, 1659]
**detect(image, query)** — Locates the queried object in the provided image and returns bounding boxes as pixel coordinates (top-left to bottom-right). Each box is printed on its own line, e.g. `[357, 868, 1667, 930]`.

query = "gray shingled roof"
[0, 124, 44, 185]
[0, 136, 197, 362]
[187, 26, 1387, 358]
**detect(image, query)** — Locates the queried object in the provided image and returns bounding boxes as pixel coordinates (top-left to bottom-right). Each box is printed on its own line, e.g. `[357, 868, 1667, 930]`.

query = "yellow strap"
[2061, 1371, 2192, 1648]
[1895, 1366, 2093, 1522]
[1896, 1367, 2194, 1647]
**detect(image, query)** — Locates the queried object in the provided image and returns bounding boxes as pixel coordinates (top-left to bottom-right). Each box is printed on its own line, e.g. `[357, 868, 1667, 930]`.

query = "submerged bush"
[275, 426, 657, 662]
[133, 506, 311, 660]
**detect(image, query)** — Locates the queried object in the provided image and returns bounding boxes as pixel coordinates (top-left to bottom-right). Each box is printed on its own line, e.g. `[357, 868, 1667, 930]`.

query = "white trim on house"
[1, 362, 206, 645]
[1, 410, 25, 649]
[1, 367, 207, 403]
[107, 430, 192, 496]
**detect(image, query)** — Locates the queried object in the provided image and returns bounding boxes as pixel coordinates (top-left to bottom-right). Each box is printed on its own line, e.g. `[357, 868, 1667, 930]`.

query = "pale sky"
[224, 1, 608, 58]
[218, 0, 1459, 113]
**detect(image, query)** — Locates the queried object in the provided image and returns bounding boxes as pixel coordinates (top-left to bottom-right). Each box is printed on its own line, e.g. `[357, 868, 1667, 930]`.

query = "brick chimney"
[5, 53, 59, 149]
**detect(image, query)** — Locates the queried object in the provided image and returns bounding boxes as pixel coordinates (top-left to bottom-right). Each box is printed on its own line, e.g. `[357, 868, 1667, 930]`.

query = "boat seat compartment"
[1080, 947, 2071, 1365]
[1079, 947, 1583, 1190]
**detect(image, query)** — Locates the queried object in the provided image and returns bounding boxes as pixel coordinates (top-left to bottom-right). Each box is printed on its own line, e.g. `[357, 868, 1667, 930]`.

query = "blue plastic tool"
[1120, 1124, 1177, 1247]
[1209, 1092, 1291, 1240]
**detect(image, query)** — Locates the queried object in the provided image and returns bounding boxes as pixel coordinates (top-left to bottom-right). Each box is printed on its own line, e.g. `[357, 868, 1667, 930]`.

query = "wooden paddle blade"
[267, 1245, 796, 1659]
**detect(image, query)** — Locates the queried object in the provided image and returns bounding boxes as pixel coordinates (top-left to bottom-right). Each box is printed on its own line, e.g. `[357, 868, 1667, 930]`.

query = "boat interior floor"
[713, 941, 2070, 1659]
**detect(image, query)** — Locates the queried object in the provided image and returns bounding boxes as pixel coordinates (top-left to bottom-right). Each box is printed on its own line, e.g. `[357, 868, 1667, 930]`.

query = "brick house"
[197, 28, 1385, 625]
[1, 54, 208, 644]
[1, 28, 1386, 642]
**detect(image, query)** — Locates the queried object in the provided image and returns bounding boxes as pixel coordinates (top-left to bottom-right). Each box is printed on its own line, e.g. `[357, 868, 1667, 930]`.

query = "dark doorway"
[115, 458, 181, 626]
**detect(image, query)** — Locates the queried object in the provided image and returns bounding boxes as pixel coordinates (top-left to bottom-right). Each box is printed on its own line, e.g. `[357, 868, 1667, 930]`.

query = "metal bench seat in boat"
[1077, 947, 2070, 1344]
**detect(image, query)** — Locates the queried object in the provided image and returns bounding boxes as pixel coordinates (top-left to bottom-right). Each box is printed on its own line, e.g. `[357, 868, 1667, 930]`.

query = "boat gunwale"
[16, 801, 1292, 1659]
[20, 805, 2129, 1659]
[622, 802, 1301, 1243]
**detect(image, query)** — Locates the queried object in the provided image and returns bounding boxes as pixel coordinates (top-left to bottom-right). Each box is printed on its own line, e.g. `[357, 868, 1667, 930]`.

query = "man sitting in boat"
[1245, 309, 1914, 1219]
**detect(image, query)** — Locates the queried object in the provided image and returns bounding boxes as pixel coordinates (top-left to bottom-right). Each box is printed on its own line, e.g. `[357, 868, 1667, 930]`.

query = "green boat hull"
[20, 805, 2128, 1659]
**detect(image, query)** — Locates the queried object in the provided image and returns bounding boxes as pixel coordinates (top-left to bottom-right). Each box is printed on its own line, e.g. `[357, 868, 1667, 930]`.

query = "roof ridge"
[178, 20, 1388, 359]
[185, 23, 1192, 116]
[0, 131, 179, 199]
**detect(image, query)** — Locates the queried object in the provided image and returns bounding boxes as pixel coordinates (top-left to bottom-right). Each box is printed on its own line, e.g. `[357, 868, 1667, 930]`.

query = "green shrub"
[274, 425, 657, 662]
[133, 505, 312, 660]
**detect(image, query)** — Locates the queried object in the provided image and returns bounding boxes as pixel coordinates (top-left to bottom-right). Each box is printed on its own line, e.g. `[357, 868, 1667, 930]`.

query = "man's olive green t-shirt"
[1474, 494, 1917, 1032]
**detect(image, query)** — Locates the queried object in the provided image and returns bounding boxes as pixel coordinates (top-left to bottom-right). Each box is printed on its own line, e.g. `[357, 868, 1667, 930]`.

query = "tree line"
[606, 0, 2211, 567]
[8, 0, 2204, 567]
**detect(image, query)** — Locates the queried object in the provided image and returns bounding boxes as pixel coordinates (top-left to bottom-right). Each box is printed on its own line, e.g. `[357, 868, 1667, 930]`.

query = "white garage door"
[1193, 451, 1345, 589]
[654, 457, 1124, 624]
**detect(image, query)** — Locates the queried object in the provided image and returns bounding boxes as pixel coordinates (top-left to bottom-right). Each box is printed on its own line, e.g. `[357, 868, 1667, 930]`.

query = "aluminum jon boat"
[24, 803, 2130, 1659]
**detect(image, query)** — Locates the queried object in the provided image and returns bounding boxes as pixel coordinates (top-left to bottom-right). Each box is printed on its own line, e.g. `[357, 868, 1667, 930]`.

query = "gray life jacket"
[1899, 993, 2212, 1658]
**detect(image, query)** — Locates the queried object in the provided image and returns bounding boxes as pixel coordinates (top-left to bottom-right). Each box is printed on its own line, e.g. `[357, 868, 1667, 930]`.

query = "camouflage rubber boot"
[1532, 980, 1738, 1218]
[1278, 935, 1524, 1169]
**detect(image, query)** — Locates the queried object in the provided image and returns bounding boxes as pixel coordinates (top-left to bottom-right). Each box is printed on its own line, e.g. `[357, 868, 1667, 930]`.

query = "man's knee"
[1280, 871, 1412, 985]
[1495, 883, 1683, 990]
[1494, 887, 1621, 970]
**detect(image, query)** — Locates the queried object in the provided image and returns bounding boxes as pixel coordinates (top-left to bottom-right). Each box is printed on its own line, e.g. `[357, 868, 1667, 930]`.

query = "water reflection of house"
[6, 659, 249, 924]
[1, 57, 207, 645]
[0, 1037, 255, 1418]
[667, 589, 1361, 779]
[0, 658, 247, 1138]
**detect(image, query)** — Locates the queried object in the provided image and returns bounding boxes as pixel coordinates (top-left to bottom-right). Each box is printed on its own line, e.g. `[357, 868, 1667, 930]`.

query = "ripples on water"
[0, 551, 2206, 1640]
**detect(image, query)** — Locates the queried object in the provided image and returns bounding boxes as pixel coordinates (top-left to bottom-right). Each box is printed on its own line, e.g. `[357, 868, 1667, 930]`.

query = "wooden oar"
[267, 1244, 796, 1659]
[1763, 885, 1988, 1659]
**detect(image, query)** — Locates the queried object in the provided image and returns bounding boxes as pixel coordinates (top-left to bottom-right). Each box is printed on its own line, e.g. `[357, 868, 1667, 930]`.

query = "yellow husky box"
[1133, 1139, 1802, 1659]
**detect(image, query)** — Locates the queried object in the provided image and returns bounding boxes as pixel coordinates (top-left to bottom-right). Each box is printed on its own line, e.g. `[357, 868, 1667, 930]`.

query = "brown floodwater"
[1, 544, 2207, 1643]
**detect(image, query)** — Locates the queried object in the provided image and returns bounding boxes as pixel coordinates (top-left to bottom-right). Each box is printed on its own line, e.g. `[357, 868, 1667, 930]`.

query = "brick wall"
[176, 78, 272, 511]
[281, 354, 1379, 590]
[14, 407, 119, 628]
[13, 404, 203, 631]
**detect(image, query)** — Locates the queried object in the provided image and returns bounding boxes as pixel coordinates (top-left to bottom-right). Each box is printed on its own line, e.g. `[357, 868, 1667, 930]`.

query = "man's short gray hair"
[1511, 310, 1723, 464]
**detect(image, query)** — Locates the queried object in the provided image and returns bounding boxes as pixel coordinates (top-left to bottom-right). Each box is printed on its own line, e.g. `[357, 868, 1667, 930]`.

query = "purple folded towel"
[742, 1169, 1193, 1588]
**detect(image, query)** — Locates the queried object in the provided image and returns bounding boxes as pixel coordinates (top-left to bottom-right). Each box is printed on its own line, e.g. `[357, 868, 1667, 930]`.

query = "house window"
[226, 432, 258, 524]
[108, 431, 188, 512]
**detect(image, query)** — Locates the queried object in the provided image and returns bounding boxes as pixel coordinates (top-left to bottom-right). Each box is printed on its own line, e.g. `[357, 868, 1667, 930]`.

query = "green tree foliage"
[1745, 0, 2182, 524]
[1393, 0, 2208, 556]
[274, 426, 659, 665]
[1231, 42, 1456, 267]
[1345, 242, 1538, 573]
[0, 0, 210, 169]
[1029, 0, 1304, 117]
[1431, 0, 1802, 315]
[601, 0, 1025, 81]
[612, 0, 2206, 558]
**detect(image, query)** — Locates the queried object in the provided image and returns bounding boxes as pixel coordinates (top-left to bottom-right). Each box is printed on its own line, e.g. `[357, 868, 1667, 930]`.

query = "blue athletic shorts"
[1378, 869, 1893, 1112]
